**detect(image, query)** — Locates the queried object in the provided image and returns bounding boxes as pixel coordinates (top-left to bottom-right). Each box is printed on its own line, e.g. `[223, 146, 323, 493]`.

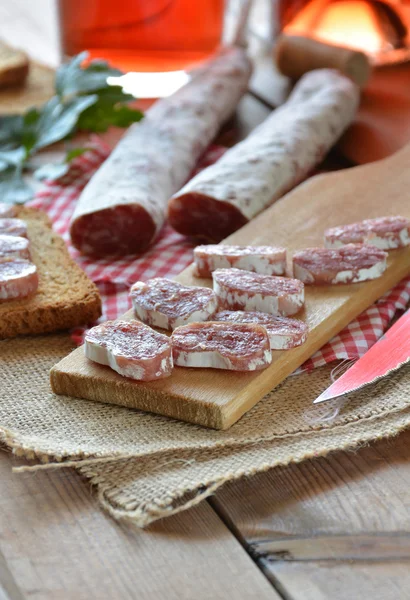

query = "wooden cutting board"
[50, 143, 410, 430]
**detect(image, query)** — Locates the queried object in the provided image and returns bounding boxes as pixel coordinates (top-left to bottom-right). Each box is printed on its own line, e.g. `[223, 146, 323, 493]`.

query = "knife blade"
[313, 308, 410, 404]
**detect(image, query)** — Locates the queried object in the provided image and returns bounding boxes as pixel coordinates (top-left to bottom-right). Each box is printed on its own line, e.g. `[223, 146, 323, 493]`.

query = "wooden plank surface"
[0, 451, 279, 600]
[211, 430, 410, 599]
[51, 144, 410, 429]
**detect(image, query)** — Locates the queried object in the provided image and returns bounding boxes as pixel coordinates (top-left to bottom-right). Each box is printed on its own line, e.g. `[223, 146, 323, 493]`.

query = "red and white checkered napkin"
[29, 139, 410, 370]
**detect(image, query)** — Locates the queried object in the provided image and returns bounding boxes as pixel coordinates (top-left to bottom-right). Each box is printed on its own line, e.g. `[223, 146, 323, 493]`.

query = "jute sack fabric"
[0, 333, 409, 527]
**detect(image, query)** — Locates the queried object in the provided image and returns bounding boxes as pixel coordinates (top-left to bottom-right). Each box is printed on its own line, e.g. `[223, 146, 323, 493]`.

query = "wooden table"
[1, 5, 410, 599]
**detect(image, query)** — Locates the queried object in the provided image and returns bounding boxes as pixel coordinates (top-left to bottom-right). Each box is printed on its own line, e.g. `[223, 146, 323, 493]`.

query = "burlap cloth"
[1, 332, 409, 527]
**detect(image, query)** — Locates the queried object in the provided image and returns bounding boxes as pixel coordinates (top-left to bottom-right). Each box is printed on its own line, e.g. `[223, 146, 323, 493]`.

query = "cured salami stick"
[70, 47, 252, 257]
[168, 69, 360, 242]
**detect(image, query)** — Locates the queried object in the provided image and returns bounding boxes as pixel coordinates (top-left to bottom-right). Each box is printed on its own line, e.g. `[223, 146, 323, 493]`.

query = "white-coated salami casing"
[171, 321, 272, 371]
[194, 244, 286, 277]
[84, 319, 173, 381]
[130, 277, 218, 330]
[0, 235, 30, 260]
[0, 203, 17, 219]
[70, 47, 252, 257]
[168, 69, 360, 242]
[0, 258, 38, 301]
[325, 216, 410, 250]
[212, 268, 305, 316]
[0, 218, 27, 238]
[213, 310, 308, 350]
[293, 244, 388, 285]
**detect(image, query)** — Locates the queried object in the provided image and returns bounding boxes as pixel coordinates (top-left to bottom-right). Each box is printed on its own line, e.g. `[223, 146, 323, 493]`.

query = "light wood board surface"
[0, 451, 278, 600]
[212, 429, 410, 599]
[51, 143, 410, 430]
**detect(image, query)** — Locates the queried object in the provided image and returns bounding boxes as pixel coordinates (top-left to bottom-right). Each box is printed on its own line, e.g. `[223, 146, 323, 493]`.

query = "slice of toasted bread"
[0, 207, 101, 339]
[0, 41, 29, 88]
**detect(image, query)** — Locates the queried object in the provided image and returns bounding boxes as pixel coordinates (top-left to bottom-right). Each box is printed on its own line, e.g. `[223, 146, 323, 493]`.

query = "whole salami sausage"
[168, 69, 360, 242]
[70, 47, 252, 257]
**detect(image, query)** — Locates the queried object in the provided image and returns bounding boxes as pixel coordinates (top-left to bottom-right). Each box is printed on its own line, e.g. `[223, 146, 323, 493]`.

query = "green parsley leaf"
[56, 52, 123, 100]
[0, 51, 144, 204]
[34, 162, 70, 181]
[77, 88, 143, 132]
[0, 167, 34, 204]
[65, 147, 90, 162]
[34, 95, 98, 149]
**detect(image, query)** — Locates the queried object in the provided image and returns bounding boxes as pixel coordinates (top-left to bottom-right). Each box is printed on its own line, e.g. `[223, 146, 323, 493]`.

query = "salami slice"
[0, 203, 17, 218]
[194, 244, 286, 278]
[168, 69, 359, 242]
[171, 322, 272, 371]
[0, 235, 30, 260]
[0, 218, 27, 238]
[293, 244, 388, 285]
[70, 47, 252, 257]
[213, 310, 308, 350]
[325, 216, 410, 250]
[84, 320, 173, 381]
[213, 268, 304, 316]
[130, 277, 218, 330]
[0, 258, 38, 301]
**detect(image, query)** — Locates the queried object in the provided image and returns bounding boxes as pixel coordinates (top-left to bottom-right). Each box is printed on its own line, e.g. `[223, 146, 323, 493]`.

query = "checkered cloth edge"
[30, 138, 410, 370]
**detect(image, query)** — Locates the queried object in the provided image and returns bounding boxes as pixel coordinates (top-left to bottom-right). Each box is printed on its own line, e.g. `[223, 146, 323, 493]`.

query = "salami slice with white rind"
[130, 277, 218, 330]
[0, 203, 17, 218]
[325, 216, 410, 250]
[194, 244, 286, 278]
[213, 268, 304, 316]
[213, 310, 308, 350]
[293, 244, 388, 285]
[70, 47, 252, 257]
[168, 69, 360, 242]
[0, 218, 27, 238]
[0, 258, 38, 301]
[0, 235, 30, 260]
[171, 321, 272, 371]
[84, 320, 173, 381]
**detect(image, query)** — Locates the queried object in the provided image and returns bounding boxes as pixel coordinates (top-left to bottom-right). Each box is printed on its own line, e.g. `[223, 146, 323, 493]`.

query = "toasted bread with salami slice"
[0, 207, 101, 339]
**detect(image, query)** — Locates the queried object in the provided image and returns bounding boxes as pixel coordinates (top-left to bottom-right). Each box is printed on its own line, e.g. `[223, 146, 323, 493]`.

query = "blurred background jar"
[57, 0, 256, 96]
[58, 0, 225, 73]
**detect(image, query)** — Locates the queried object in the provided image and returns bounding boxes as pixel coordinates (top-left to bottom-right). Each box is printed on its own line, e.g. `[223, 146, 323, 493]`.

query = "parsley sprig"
[0, 52, 143, 203]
